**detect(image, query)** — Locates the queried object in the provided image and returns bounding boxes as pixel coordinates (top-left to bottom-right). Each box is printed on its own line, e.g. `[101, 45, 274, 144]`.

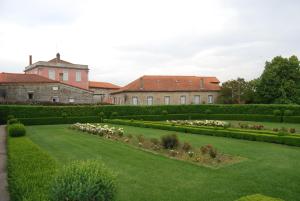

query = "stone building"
[89, 81, 120, 103]
[0, 73, 94, 103]
[111, 75, 220, 105]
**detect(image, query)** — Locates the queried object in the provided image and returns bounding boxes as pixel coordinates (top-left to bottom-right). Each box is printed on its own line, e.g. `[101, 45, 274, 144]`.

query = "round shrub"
[49, 160, 116, 201]
[273, 109, 282, 116]
[7, 118, 20, 125]
[161, 134, 179, 149]
[8, 123, 26, 137]
[284, 110, 293, 116]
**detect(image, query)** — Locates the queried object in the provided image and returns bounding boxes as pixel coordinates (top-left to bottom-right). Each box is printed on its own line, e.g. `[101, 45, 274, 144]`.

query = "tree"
[256, 55, 300, 104]
[218, 78, 257, 104]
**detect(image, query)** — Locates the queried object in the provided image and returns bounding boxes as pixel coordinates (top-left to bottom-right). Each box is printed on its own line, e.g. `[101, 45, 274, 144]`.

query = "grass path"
[27, 124, 300, 201]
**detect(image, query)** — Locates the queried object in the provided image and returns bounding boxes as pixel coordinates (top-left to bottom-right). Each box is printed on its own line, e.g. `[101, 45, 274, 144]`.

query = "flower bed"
[69, 123, 242, 168]
[167, 120, 230, 128]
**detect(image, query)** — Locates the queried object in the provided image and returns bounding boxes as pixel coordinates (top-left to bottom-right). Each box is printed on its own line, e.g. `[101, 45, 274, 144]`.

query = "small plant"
[49, 160, 116, 201]
[278, 127, 288, 136]
[161, 134, 179, 149]
[239, 123, 249, 129]
[273, 109, 282, 116]
[137, 134, 145, 143]
[7, 118, 20, 125]
[249, 124, 264, 130]
[8, 123, 26, 137]
[200, 144, 217, 158]
[188, 151, 194, 157]
[272, 128, 279, 132]
[208, 147, 218, 158]
[182, 142, 192, 152]
[289, 128, 296, 133]
[284, 110, 293, 116]
[150, 138, 160, 145]
[169, 149, 178, 157]
[126, 134, 133, 139]
[223, 122, 231, 129]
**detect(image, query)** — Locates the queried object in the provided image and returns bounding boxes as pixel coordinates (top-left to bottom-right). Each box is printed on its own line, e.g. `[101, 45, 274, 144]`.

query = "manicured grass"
[26, 124, 300, 201]
[7, 136, 57, 201]
[228, 120, 300, 133]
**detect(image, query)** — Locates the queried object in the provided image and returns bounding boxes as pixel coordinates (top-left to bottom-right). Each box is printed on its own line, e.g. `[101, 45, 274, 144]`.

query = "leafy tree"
[256, 55, 300, 104]
[218, 78, 258, 104]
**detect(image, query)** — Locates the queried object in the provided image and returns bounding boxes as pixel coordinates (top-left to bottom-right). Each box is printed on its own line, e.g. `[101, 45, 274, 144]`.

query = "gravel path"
[0, 126, 9, 201]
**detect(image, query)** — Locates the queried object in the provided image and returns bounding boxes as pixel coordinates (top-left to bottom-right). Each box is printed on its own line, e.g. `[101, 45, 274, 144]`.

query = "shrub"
[49, 160, 116, 201]
[204, 109, 212, 114]
[273, 109, 282, 116]
[7, 118, 20, 125]
[200, 144, 217, 158]
[182, 142, 192, 152]
[236, 194, 284, 201]
[162, 110, 168, 115]
[7, 114, 15, 120]
[289, 128, 296, 134]
[161, 134, 179, 149]
[278, 127, 288, 136]
[272, 128, 279, 132]
[284, 110, 293, 116]
[137, 134, 145, 143]
[61, 112, 68, 118]
[150, 138, 160, 145]
[239, 123, 249, 129]
[111, 112, 118, 118]
[8, 123, 26, 137]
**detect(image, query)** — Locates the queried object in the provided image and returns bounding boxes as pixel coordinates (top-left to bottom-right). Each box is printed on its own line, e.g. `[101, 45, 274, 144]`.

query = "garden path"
[0, 126, 9, 201]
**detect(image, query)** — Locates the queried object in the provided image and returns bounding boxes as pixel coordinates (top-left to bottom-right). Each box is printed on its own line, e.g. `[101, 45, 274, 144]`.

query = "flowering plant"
[70, 123, 124, 138]
[166, 120, 230, 128]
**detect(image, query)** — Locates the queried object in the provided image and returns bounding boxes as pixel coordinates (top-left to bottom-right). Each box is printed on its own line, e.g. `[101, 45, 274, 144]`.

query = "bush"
[236, 194, 284, 201]
[273, 109, 282, 116]
[150, 138, 160, 145]
[289, 128, 296, 133]
[7, 115, 15, 120]
[8, 123, 26, 137]
[111, 112, 118, 118]
[7, 118, 20, 125]
[61, 112, 68, 118]
[284, 110, 293, 116]
[161, 134, 179, 149]
[182, 142, 192, 152]
[204, 109, 212, 114]
[49, 160, 116, 201]
[162, 110, 168, 115]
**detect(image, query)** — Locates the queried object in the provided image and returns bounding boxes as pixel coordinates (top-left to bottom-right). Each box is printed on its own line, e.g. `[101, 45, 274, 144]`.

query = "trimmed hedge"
[7, 136, 57, 201]
[2, 104, 300, 124]
[236, 194, 284, 201]
[105, 119, 300, 147]
[7, 123, 26, 137]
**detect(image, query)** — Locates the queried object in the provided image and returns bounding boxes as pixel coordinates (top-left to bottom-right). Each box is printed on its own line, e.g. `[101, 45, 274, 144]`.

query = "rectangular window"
[52, 86, 58, 91]
[76, 71, 81, 82]
[194, 95, 200, 104]
[28, 92, 33, 100]
[69, 98, 75, 103]
[208, 95, 214, 104]
[180, 95, 186, 104]
[63, 70, 68, 81]
[48, 69, 55, 80]
[132, 96, 138, 105]
[164, 96, 170, 105]
[147, 96, 153, 105]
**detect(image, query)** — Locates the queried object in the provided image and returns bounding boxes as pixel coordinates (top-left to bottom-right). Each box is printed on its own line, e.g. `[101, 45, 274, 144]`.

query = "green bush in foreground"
[8, 137, 57, 201]
[50, 160, 117, 201]
[7, 118, 19, 125]
[8, 123, 26, 137]
[236, 194, 284, 201]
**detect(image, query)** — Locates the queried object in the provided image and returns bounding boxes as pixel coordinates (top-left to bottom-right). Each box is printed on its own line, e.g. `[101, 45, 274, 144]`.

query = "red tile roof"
[48, 58, 73, 64]
[112, 75, 220, 94]
[0, 72, 59, 83]
[89, 81, 120, 89]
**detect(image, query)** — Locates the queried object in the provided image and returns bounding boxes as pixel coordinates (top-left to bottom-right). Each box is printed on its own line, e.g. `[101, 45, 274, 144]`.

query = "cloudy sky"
[0, 0, 300, 86]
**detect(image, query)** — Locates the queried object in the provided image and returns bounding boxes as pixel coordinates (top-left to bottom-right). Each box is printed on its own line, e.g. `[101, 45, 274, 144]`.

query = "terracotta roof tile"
[0, 72, 59, 83]
[89, 81, 120, 89]
[112, 75, 220, 94]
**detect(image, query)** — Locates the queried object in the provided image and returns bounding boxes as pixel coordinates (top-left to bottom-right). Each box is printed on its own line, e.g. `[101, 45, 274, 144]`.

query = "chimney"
[29, 55, 32, 65]
[56, 53, 60, 62]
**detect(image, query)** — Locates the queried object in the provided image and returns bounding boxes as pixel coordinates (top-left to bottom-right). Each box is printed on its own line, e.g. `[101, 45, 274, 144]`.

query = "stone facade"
[0, 83, 94, 104]
[90, 87, 117, 103]
[111, 91, 219, 105]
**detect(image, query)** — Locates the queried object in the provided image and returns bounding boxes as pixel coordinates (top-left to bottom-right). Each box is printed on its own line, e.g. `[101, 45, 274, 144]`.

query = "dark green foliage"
[273, 110, 282, 116]
[7, 115, 15, 120]
[161, 134, 179, 149]
[204, 109, 212, 114]
[162, 110, 168, 115]
[284, 110, 293, 116]
[256, 55, 300, 104]
[49, 160, 116, 201]
[8, 123, 26, 137]
[7, 118, 20, 125]
[111, 112, 118, 118]
[289, 128, 296, 133]
[61, 112, 68, 118]
[236, 194, 284, 201]
[7, 137, 57, 201]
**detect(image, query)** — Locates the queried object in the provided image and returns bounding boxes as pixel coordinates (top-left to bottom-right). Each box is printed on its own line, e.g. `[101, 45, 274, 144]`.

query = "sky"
[0, 0, 300, 86]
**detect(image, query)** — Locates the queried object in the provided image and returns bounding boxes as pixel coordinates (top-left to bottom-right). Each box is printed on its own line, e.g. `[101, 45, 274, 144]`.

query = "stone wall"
[90, 88, 118, 103]
[111, 91, 220, 105]
[0, 83, 94, 104]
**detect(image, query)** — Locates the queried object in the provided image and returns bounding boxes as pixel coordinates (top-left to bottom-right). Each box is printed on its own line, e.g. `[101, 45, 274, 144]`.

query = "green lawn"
[25, 124, 300, 201]
[228, 120, 300, 133]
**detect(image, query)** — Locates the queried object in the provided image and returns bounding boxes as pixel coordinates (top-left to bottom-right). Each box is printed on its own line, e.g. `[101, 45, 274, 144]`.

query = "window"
[69, 98, 75, 103]
[76, 71, 81, 82]
[52, 96, 59, 103]
[164, 96, 170, 105]
[28, 92, 34, 100]
[52, 86, 58, 91]
[147, 96, 153, 105]
[63, 70, 68, 81]
[194, 95, 200, 104]
[180, 95, 186, 104]
[208, 95, 214, 104]
[48, 69, 55, 80]
[132, 97, 138, 105]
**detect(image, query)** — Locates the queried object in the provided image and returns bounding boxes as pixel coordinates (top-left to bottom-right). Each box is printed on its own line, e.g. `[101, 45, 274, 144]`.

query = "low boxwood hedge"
[104, 119, 300, 147]
[19, 116, 103, 125]
[7, 123, 26, 137]
[236, 194, 284, 201]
